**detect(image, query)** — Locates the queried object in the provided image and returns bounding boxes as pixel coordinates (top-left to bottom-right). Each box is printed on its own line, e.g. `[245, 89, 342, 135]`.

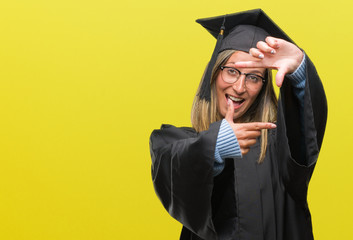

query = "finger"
[240, 138, 257, 148]
[241, 148, 250, 155]
[241, 130, 262, 139]
[243, 122, 277, 130]
[235, 129, 261, 140]
[256, 41, 276, 54]
[249, 48, 265, 59]
[234, 60, 264, 69]
[225, 98, 235, 123]
[275, 68, 287, 87]
[265, 36, 280, 49]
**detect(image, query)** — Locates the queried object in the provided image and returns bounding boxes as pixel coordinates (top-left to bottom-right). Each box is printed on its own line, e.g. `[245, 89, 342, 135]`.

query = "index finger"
[265, 36, 280, 49]
[243, 122, 277, 130]
[225, 98, 235, 123]
[234, 61, 265, 69]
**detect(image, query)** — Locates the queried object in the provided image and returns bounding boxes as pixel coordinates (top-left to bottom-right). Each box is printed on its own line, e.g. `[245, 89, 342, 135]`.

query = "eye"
[226, 68, 239, 76]
[246, 74, 261, 83]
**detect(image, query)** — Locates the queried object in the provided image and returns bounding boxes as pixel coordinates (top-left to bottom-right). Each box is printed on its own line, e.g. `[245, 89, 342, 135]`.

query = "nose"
[232, 75, 246, 94]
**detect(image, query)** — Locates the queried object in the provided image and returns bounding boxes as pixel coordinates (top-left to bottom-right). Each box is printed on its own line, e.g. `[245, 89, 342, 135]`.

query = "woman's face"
[216, 51, 266, 122]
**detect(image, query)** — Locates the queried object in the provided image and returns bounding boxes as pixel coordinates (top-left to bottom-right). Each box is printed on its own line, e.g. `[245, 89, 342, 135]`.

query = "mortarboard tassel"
[199, 16, 226, 101]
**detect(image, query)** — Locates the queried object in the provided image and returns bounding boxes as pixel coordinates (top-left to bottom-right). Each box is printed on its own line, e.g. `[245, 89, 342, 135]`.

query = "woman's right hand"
[234, 36, 304, 87]
[225, 99, 276, 155]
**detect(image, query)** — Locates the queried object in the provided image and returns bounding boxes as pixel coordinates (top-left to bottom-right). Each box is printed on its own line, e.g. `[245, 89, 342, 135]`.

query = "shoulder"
[150, 121, 223, 147]
[150, 124, 197, 146]
[152, 124, 197, 137]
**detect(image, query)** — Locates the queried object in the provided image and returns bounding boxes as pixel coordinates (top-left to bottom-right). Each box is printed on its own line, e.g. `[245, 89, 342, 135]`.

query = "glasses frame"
[219, 66, 266, 85]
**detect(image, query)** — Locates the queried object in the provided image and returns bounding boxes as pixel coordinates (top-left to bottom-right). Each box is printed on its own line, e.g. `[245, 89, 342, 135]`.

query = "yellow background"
[0, 0, 352, 239]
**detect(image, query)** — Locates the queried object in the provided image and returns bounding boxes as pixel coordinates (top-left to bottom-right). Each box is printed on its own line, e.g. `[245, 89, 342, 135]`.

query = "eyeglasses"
[220, 66, 266, 88]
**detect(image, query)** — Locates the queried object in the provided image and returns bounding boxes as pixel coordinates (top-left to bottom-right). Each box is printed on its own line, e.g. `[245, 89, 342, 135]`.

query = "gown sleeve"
[277, 54, 327, 204]
[149, 121, 222, 240]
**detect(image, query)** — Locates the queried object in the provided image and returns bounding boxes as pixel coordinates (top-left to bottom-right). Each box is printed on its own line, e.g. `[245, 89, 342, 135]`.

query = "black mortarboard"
[196, 9, 295, 101]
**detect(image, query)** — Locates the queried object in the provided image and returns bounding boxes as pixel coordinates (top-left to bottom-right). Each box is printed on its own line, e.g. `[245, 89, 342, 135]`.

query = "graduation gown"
[149, 56, 327, 240]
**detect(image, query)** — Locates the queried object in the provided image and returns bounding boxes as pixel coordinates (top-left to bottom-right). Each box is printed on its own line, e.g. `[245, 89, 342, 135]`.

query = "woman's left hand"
[234, 36, 304, 87]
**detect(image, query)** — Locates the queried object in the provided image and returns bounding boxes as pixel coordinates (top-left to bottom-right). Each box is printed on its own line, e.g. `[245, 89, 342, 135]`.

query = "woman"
[149, 9, 327, 240]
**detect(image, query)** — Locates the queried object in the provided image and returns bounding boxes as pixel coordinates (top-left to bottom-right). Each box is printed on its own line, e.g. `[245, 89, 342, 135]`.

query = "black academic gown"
[149, 56, 327, 240]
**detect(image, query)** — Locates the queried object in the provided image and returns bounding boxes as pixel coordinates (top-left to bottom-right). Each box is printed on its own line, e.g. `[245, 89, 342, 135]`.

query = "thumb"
[275, 67, 287, 87]
[225, 98, 235, 123]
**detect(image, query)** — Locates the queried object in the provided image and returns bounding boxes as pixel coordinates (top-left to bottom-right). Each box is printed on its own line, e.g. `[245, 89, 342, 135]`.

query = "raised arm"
[235, 37, 327, 202]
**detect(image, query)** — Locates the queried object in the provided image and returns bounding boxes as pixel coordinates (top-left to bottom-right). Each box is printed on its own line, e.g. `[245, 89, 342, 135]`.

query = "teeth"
[228, 95, 243, 102]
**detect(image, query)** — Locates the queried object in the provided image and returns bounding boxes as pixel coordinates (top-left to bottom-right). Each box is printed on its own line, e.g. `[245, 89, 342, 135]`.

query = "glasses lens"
[222, 67, 239, 83]
[245, 75, 263, 89]
[221, 66, 265, 89]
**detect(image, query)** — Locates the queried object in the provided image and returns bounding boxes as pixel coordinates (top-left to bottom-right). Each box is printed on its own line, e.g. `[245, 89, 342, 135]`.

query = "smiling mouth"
[226, 94, 245, 108]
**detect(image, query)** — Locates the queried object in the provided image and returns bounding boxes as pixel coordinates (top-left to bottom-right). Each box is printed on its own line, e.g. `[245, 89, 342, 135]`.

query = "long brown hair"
[191, 50, 277, 162]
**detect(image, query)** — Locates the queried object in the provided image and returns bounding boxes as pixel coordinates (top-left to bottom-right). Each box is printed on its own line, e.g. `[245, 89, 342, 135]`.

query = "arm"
[278, 54, 327, 203]
[150, 123, 221, 240]
[286, 53, 307, 162]
[235, 38, 327, 203]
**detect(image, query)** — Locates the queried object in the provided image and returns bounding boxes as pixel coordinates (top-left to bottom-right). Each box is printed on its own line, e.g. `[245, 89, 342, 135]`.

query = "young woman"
[149, 9, 327, 240]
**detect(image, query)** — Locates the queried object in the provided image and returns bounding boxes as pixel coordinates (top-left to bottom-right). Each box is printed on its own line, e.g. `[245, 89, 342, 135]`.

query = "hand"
[225, 99, 276, 155]
[234, 36, 304, 87]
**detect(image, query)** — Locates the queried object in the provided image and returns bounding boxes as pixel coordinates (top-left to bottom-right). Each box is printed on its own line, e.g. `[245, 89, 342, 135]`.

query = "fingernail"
[271, 50, 276, 54]
[227, 98, 232, 106]
[271, 123, 277, 128]
[259, 54, 264, 59]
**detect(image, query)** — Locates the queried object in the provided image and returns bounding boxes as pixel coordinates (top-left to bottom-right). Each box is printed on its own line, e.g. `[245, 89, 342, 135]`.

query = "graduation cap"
[196, 9, 295, 101]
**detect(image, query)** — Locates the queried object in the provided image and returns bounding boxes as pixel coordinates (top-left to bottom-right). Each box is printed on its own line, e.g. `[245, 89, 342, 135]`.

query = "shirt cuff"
[216, 119, 242, 158]
[214, 119, 242, 176]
